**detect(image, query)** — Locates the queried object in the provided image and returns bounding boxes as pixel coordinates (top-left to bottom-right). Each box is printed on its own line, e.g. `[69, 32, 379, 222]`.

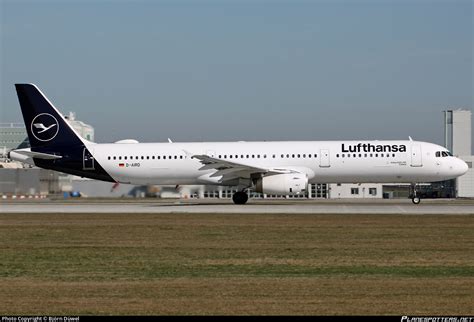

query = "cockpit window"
[436, 151, 453, 157]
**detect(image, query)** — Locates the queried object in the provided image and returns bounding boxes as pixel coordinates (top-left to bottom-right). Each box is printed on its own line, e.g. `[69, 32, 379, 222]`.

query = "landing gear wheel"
[232, 191, 249, 205]
[410, 183, 421, 205]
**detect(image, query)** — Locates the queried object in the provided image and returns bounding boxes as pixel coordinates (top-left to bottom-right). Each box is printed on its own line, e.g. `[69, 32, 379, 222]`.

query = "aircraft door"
[83, 147, 95, 170]
[320, 149, 330, 168]
[410, 145, 423, 167]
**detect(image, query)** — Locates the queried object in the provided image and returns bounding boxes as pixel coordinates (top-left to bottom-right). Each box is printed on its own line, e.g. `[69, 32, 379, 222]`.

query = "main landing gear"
[232, 191, 249, 205]
[410, 183, 421, 205]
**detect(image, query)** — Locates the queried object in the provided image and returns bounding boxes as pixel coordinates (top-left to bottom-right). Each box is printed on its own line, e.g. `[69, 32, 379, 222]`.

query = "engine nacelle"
[255, 173, 308, 195]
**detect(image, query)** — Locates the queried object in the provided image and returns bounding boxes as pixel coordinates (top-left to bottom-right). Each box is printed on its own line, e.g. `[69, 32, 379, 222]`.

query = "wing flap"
[190, 153, 301, 183]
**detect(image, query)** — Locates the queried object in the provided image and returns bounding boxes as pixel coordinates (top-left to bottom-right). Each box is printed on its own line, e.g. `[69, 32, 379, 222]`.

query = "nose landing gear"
[410, 184, 421, 204]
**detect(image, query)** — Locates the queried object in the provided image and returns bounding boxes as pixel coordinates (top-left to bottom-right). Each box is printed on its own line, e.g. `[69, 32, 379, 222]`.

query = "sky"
[1, 0, 472, 147]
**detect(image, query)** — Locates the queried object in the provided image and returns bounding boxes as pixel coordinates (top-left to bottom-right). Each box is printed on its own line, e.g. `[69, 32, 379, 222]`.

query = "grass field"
[0, 213, 473, 315]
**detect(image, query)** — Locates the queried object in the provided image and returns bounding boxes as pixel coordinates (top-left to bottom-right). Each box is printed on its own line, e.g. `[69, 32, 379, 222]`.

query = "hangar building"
[444, 109, 473, 197]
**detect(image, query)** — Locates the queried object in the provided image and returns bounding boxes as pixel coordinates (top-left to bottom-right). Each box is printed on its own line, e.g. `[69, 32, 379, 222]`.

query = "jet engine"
[255, 173, 308, 195]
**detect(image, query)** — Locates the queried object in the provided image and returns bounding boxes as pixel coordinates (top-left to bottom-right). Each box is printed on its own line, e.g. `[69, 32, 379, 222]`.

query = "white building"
[444, 109, 473, 197]
[329, 183, 383, 199]
[65, 112, 95, 142]
[457, 156, 474, 197]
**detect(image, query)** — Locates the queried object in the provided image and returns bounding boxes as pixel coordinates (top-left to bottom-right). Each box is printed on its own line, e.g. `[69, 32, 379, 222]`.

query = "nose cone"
[455, 159, 469, 176]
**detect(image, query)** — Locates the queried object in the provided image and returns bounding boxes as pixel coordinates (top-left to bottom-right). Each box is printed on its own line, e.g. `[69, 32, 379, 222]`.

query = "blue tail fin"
[15, 84, 84, 150]
[14, 84, 114, 182]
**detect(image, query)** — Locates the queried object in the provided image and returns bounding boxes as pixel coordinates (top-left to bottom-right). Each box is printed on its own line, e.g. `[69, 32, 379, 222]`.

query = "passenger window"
[108, 156, 111, 160]
[157, 156, 160, 159]
[314, 154, 317, 158]
[180, 156, 183, 159]
[146, 156, 149, 160]
[113, 156, 116, 160]
[303, 154, 306, 158]
[336, 154, 339, 158]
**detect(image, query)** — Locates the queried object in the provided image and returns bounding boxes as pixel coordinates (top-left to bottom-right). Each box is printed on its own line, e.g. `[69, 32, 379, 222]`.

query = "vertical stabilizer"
[15, 84, 85, 151]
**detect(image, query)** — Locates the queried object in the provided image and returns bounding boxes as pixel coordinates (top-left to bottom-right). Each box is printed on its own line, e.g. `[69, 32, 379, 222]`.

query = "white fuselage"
[89, 140, 467, 186]
[11, 83, 469, 204]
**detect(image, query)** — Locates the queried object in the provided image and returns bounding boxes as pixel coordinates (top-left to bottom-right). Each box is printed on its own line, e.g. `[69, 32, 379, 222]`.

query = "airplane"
[9, 84, 468, 204]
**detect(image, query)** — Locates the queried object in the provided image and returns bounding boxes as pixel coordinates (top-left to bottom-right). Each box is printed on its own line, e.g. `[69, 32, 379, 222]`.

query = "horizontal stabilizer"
[10, 148, 62, 160]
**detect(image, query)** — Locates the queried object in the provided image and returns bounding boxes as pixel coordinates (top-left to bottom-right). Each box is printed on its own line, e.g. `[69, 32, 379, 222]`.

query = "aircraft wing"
[191, 154, 298, 183]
